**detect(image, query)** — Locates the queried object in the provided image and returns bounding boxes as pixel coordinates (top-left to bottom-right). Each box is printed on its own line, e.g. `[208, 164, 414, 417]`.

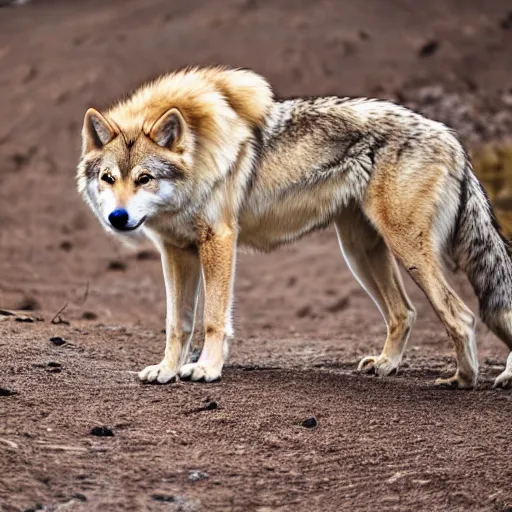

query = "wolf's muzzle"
[109, 209, 129, 229]
[108, 209, 146, 232]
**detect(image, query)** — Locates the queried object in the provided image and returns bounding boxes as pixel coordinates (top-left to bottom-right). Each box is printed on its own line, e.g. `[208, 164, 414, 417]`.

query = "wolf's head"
[76, 67, 273, 236]
[77, 106, 195, 234]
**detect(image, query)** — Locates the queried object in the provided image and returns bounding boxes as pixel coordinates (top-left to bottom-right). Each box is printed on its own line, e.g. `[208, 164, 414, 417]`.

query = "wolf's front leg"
[139, 245, 200, 384]
[179, 224, 236, 382]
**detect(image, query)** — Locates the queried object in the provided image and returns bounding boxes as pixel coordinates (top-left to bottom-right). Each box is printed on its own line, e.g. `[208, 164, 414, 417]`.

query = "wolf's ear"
[149, 108, 186, 150]
[82, 108, 116, 154]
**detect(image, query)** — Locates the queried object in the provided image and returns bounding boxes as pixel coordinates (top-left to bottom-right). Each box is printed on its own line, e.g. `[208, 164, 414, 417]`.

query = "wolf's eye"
[137, 174, 153, 186]
[101, 173, 115, 185]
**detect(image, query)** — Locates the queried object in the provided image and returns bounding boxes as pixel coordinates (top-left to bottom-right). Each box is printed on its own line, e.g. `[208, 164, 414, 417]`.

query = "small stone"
[23, 505, 43, 512]
[108, 260, 126, 271]
[0, 387, 16, 397]
[50, 337, 66, 346]
[296, 305, 312, 318]
[90, 426, 114, 437]
[418, 40, 440, 58]
[301, 417, 317, 428]
[188, 469, 209, 482]
[47, 362, 61, 368]
[325, 297, 350, 313]
[15, 315, 35, 323]
[60, 241, 73, 251]
[151, 494, 175, 503]
[72, 493, 87, 502]
[81, 311, 98, 320]
[136, 250, 159, 261]
[204, 401, 217, 411]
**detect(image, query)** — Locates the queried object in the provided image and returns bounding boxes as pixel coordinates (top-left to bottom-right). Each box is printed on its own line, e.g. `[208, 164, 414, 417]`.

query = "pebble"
[0, 387, 16, 397]
[188, 469, 209, 482]
[15, 316, 35, 323]
[204, 401, 217, 411]
[301, 417, 317, 428]
[49, 337, 66, 346]
[23, 505, 43, 512]
[108, 260, 127, 271]
[151, 494, 175, 503]
[90, 426, 114, 437]
[296, 305, 312, 318]
[418, 40, 440, 58]
[325, 297, 350, 313]
[136, 250, 159, 261]
[60, 240, 73, 251]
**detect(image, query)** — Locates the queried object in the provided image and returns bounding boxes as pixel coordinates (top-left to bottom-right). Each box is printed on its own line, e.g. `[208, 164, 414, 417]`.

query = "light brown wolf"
[77, 66, 512, 389]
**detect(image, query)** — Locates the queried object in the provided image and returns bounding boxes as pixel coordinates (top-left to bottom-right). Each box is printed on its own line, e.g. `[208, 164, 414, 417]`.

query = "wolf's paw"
[138, 361, 177, 384]
[357, 354, 400, 376]
[434, 372, 476, 389]
[493, 369, 512, 389]
[179, 361, 222, 382]
[493, 353, 512, 389]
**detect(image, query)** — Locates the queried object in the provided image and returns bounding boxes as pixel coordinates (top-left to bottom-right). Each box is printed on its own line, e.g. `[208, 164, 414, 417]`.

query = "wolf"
[77, 66, 512, 389]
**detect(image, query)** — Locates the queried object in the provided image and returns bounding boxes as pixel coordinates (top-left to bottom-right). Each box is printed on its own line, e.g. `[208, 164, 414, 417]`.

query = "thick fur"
[77, 66, 512, 388]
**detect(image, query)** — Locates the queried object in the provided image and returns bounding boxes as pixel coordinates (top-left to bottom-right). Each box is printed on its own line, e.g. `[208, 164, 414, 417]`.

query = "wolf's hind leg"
[365, 179, 478, 388]
[484, 311, 512, 388]
[494, 352, 512, 388]
[335, 210, 416, 377]
[406, 261, 477, 388]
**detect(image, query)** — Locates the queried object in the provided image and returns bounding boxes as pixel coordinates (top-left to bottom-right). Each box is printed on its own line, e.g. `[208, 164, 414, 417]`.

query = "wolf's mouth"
[112, 216, 147, 232]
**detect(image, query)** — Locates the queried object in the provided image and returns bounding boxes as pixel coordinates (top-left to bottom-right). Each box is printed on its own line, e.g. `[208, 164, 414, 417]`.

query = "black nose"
[108, 209, 129, 230]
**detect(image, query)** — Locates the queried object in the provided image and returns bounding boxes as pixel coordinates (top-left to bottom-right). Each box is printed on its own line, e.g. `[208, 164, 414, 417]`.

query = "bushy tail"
[453, 163, 512, 347]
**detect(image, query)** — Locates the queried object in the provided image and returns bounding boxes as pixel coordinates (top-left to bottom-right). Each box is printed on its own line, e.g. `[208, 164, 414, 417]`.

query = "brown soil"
[1, 1, 512, 511]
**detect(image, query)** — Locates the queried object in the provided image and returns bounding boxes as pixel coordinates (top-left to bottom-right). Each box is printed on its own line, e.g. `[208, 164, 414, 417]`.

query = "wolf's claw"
[357, 354, 400, 376]
[493, 353, 512, 389]
[493, 370, 512, 389]
[179, 362, 222, 382]
[138, 361, 177, 384]
[434, 372, 476, 389]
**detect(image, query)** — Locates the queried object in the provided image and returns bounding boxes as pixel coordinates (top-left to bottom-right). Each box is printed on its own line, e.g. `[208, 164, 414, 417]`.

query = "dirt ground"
[1, 1, 512, 510]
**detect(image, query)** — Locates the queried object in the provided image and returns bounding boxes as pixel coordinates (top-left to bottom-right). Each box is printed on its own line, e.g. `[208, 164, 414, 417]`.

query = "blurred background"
[0, 0, 511, 327]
